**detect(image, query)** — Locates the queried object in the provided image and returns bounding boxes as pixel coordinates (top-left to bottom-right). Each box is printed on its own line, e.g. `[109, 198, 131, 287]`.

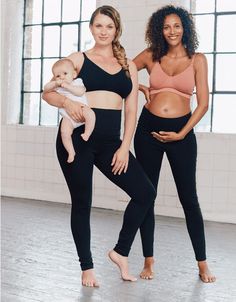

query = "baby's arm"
[44, 79, 62, 92]
[61, 82, 86, 97]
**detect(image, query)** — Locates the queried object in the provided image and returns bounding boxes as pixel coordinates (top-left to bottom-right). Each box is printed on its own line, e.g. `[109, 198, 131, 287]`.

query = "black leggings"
[56, 108, 156, 271]
[134, 107, 206, 261]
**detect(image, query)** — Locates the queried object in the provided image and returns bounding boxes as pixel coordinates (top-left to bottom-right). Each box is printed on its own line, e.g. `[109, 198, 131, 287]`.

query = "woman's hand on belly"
[151, 131, 184, 143]
[111, 147, 129, 175]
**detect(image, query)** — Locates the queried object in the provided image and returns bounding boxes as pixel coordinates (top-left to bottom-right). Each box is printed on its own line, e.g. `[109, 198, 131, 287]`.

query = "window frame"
[20, 0, 93, 125]
[190, 0, 236, 132]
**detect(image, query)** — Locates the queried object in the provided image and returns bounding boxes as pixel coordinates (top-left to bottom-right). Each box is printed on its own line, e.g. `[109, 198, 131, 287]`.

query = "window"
[191, 0, 236, 133]
[21, 0, 96, 126]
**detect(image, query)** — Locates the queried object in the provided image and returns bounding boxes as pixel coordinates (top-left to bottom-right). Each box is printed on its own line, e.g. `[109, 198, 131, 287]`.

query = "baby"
[44, 59, 95, 163]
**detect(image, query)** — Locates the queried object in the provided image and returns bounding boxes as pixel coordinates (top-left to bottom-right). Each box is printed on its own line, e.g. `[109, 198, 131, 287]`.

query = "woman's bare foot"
[108, 250, 137, 281]
[198, 260, 216, 283]
[81, 269, 99, 287]
[140, 257, 154, 280]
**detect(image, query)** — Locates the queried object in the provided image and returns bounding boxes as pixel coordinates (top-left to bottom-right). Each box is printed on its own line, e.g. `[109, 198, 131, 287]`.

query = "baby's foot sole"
[81, 134, 89, 141]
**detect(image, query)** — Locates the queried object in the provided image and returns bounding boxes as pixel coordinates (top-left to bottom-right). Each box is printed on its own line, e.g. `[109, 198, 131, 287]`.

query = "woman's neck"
[90, 44, 114, 58]
[166, 45, 187, 58]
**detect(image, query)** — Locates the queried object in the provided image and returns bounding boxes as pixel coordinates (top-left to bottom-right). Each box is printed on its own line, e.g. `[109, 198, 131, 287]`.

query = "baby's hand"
[61, 81, 71, 89]
[56, 79, 63, 86]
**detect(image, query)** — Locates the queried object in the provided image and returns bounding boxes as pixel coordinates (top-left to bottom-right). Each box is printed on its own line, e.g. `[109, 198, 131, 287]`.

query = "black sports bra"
[77, 53, 132, 99]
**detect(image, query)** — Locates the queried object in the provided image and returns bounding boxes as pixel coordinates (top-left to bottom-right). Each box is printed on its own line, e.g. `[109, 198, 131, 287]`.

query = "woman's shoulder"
[127, 59, 137, 68]
[193, 53, 208, 72]
[127, 59, 138, 75]
[67, 51, 85, 71]
[194, 52, 207, 63]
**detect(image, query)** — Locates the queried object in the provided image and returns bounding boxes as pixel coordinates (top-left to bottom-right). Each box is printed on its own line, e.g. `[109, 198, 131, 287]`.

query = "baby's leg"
[81, 107, 96, 141]
[60, 117, 76, 163]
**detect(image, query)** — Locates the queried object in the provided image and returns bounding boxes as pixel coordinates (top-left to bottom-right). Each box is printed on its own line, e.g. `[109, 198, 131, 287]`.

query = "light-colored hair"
[52, 58, 76, 73]
[90, 5, 130, 77]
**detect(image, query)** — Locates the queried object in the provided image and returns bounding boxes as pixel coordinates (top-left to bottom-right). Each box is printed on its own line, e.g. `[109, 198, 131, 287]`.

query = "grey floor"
[1, 197, 236, 302]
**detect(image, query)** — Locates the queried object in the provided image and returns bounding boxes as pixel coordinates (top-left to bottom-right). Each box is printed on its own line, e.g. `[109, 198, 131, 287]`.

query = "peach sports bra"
[149, 54, 196, 99]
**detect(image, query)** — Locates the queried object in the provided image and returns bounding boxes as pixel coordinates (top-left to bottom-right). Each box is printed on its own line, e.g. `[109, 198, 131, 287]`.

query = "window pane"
[217, 0, 236, 12]
[191, 0, 215, 13]
[41, 58, 59, 125]
[216, 54, 236, 91]
[44, 0, 61, 23]
[23, 93, 40, 125]
[191, 94, 212, 132]
[217, 15, 236, 52]
[80, 22, 94, 51]
[212, 94, 236, 133]
[195, 15, 214, 52]
[24, 26, 42, 58]
[24, 60, 41, 91]
[25, 0, 42, 24]
[42, 59, 58, 87]
[40, 100, 59, 126]
[61, 25, 78, 57]
[62, 0, 80, 22]
[43, 26, 60, 57]
[205, 54, 213, 92]
[81, 0, 96, 21]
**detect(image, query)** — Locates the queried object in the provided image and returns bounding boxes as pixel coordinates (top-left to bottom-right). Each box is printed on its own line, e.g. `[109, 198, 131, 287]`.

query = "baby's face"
[53, 63, 75, 83]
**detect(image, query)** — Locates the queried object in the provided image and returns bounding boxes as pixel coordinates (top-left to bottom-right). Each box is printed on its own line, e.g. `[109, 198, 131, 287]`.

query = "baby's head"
[52, 59, 77, 83]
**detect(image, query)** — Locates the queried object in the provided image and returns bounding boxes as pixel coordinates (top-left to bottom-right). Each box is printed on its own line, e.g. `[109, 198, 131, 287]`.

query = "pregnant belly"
[146, 91, 191, 117]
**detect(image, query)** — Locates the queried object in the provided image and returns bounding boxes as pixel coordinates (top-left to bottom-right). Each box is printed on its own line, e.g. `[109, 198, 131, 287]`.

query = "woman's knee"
[136, 181, 157, 205]
[148, 184, 157, 203]
[180, 196, 201, 212]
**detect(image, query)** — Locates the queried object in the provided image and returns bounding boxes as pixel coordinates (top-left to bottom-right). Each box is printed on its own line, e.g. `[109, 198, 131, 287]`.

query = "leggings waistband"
[138, 106, 192, 133]
[91, 108, 121, 137]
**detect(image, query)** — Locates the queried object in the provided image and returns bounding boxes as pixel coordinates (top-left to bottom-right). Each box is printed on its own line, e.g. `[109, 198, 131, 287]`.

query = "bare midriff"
[145, 91, 191, 118]
[86, 91, 123, 110]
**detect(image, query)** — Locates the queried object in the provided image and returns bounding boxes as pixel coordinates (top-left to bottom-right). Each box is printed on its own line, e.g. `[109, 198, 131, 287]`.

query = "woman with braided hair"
[42, 5, 156, 287]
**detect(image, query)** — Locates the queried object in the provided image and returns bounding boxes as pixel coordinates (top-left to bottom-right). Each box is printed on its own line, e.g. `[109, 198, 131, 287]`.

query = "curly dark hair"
[145, 5, 199, 61]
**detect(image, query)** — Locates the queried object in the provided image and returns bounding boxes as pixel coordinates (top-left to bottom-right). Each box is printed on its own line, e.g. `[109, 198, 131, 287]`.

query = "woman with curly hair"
[133, 5, 216, 283]
[43, 5, 156, 287]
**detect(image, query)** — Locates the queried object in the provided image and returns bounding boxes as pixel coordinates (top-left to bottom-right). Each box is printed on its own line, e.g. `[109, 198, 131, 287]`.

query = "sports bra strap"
[190, 54, 197, 65]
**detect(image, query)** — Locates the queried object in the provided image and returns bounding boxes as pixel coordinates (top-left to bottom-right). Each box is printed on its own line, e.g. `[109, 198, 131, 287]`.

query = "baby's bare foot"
[108, 250, 137, 282]
[82, 269, 99, 287]
[81, 133, 89, 141]
[140, 257, 154, 280]
[67, 152, 75, 163]
[198, 261, 216, 283]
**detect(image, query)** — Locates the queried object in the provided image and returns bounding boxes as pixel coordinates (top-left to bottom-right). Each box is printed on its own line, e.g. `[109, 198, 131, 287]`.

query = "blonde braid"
[112, 41, 130, 77]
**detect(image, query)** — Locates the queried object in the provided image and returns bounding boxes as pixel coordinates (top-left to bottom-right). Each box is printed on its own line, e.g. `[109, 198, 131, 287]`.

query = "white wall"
[1, 0, 236, 224]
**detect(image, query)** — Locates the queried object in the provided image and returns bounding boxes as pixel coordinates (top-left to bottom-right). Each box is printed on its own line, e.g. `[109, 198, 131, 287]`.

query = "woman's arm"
[121, 60, 138, 150]
[133, 49, 152, 103]
[61, 81, 86, 96]
[133, 48, 150, 71]
[42, 52, 85, 121]
[177, 53, 209, 138]
[111, 60, 138, 175]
